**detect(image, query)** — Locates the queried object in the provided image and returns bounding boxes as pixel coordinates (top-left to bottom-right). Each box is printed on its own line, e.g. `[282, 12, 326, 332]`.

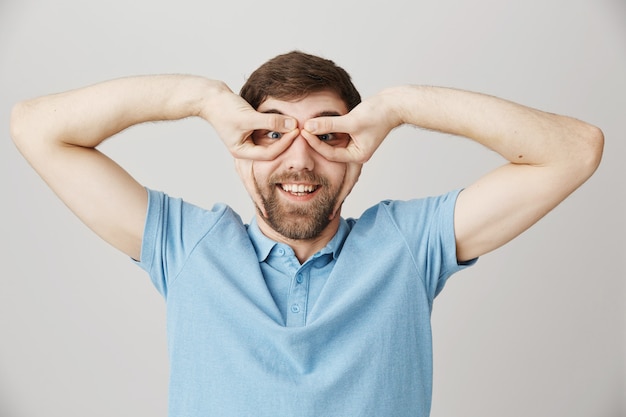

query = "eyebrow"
[260, 109, 343, 118]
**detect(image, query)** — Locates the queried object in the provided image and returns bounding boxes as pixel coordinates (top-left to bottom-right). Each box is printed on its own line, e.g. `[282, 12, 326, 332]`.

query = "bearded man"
[11, 51, 603, 417]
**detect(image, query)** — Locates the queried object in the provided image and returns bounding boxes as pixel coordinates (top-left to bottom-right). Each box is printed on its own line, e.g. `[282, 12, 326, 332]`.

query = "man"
[10, 51, 603, 416]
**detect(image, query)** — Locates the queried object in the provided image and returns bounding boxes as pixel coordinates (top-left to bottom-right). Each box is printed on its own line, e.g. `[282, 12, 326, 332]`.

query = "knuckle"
[266, 113, 283, 131]
[321, 118, 336, 132]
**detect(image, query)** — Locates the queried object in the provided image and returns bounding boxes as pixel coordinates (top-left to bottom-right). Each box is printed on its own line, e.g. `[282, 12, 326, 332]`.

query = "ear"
[234, 158, 268, 218]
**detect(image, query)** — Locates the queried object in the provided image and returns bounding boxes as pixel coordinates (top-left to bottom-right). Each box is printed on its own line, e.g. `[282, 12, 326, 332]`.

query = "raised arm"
[303, 85, 604, 262]
[11, 75, 298, 260]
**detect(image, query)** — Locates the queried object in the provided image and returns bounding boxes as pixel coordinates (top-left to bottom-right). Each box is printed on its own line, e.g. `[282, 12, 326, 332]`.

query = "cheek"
[235, 159, 264, 196]
[325, 162, 348, 188]
[251, 162, 265, 180]
[250, 161, 278, 191]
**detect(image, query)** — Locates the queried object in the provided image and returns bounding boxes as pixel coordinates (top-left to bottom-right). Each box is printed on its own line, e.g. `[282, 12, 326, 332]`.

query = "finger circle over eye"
[261, 129, 299, 157]
[300, 130, 345, 161]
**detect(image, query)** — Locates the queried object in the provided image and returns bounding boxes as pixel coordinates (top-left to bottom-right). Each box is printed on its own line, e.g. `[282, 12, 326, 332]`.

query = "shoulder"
[350, 190, 462, 227]
[143, 188, 245, 243]
[146, 188, 239, 219]
[139, 188, 246, 275]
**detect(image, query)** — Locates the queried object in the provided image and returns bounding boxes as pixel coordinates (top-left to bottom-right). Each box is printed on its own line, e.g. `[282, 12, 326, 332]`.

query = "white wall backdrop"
[1, 0, 624, 416]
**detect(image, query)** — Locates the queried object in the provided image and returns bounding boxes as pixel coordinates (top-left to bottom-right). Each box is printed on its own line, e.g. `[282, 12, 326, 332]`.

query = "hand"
[301, 92, 402, 163]
[201, 84, 299, 160]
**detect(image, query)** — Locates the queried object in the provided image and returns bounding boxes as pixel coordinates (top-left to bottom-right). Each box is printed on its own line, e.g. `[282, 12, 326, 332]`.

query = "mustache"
[268, 172, 330, 187]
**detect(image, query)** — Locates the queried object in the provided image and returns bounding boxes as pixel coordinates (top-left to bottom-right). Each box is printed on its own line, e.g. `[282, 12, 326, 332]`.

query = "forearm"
[382, 85, 603, 171]
[11, 75, 226, 152]
[382, 85, 604, 261]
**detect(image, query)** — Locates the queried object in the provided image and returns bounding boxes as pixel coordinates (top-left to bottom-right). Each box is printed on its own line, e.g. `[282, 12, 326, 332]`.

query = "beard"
[253, 170, 342, 240]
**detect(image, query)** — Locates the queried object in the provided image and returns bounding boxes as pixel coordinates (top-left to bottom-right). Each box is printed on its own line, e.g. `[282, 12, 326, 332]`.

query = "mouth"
[278, 183, 320, 197]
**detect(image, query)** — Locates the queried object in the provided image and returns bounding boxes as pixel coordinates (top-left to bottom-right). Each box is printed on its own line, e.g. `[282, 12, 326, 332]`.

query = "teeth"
[281, 184, 316, 194]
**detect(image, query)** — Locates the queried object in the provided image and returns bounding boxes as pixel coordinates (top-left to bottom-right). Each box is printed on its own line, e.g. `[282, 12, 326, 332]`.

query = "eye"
[267, 131, 283, 139]
[315, 132, 350, 148]
[252, 130, 283, 145]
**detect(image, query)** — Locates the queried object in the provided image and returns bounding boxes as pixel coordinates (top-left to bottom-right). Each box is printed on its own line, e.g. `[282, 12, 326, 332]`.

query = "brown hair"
[240, 51, 361, 111]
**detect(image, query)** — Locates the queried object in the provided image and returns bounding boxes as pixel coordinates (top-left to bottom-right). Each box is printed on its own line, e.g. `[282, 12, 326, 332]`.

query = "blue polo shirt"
[137, 188, 474, 417]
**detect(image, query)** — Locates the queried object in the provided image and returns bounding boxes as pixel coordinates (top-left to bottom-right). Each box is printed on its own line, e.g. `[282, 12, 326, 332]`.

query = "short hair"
[240, 51, 361, 111]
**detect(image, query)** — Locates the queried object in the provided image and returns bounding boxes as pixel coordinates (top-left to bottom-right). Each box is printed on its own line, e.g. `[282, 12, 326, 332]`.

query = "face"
[247, 91, 350, 241]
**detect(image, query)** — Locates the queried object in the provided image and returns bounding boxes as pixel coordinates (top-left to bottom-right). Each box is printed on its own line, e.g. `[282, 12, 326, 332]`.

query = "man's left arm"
[302, 85, 604, 262]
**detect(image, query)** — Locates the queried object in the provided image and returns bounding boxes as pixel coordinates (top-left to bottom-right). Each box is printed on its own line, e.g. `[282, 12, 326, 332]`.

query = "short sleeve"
[133, 188, 230, 297]
[382, 189, 477, 301]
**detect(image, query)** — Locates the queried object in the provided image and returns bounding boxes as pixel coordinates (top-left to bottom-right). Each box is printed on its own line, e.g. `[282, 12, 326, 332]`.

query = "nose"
[282, 133, 315, 171]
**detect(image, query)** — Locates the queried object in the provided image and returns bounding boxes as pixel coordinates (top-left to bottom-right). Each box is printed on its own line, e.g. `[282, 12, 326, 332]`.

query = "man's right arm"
[10, 75, 298, 260]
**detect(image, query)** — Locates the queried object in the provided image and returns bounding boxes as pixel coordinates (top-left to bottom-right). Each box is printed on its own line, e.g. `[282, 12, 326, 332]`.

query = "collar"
[247, 217, 350, 263]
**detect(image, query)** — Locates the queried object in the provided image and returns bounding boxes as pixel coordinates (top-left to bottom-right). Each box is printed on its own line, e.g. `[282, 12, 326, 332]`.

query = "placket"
[285, 266, 310, 327]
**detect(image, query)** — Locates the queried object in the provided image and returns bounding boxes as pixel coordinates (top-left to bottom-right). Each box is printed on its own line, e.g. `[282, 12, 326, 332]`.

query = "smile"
[279, 183, 319, 196]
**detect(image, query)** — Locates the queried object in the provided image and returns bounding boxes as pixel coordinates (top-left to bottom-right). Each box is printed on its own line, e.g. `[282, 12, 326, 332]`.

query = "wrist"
[151, 75, 229, 120]
[376, 86, 413, 127]
[195, 79, 231, 120]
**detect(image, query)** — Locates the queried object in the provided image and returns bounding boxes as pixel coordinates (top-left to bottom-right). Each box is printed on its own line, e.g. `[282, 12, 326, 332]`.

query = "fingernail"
[284, 119, 296, 130]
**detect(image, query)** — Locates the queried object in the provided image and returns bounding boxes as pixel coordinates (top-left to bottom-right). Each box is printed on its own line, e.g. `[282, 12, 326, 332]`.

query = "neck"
[255, 214, 340, 264]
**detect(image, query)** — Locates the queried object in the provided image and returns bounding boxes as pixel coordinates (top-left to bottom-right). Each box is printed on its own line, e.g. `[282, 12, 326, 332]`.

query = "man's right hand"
[200, 85, 299, 161]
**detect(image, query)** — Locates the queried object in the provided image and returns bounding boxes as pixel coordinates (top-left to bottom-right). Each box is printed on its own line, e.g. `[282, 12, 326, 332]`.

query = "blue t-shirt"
[136, 188, 474, 417]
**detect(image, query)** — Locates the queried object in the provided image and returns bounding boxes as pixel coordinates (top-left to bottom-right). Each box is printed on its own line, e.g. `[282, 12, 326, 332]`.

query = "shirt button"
[276, 248, 285, 256]
[296, 273, 303, 283]
[291, 304, 300, 313]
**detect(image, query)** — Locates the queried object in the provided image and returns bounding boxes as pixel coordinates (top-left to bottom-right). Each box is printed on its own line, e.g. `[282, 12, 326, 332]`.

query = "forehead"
[257, 91, 349, 119]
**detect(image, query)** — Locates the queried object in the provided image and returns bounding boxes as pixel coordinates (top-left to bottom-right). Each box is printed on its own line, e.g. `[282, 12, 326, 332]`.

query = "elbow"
[562, 122, 604, 188]
[580, 123, 604, 176]
[10, 99, 54, 159]
[10, 101, 28, 149]
[10, 100, 40, 155]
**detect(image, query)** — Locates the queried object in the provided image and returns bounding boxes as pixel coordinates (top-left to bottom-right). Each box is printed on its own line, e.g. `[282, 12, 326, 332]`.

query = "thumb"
[253, 111, 297, 132]
[304, 115, 350, 135]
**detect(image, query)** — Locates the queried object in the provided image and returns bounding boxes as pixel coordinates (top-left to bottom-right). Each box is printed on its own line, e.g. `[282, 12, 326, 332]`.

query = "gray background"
[1, 0, 624, 416]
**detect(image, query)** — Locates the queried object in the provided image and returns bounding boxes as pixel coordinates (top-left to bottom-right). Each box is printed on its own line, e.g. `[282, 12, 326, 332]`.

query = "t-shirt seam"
[166, 205, 231, 290]
[139, 188, 161, 275]
[379, 201, 428, 293]
[436, 190, 465, 281]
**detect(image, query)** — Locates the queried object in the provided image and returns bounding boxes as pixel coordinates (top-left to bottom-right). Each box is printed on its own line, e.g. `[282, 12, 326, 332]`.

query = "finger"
[304, 115, 352, 136]
[300, 129, 343, 159]
[330, 162, 362, 220]
[300, 129, 362, 163]
[252, 111, 297, 132]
